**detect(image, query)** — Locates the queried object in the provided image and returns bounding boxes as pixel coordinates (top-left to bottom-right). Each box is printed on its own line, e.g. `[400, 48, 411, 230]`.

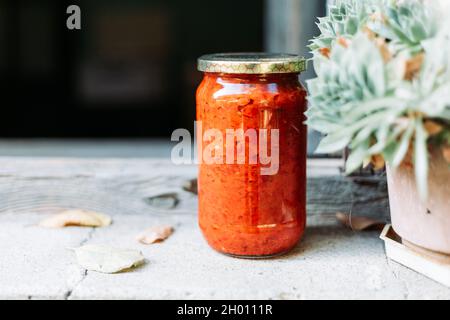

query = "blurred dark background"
[0, 0, 325, 139]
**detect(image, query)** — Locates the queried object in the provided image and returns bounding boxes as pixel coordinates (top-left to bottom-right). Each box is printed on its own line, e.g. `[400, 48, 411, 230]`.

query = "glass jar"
[196, 53, 307, 258]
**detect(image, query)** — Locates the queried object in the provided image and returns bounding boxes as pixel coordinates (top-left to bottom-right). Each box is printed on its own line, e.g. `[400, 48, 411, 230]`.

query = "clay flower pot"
[387, 147, 450, 254]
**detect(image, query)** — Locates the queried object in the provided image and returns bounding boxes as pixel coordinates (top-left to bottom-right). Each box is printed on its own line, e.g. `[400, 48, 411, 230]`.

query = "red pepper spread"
[196, 54, 307, 257]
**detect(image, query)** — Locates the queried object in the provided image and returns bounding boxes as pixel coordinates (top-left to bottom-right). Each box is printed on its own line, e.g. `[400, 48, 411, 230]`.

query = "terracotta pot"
[386, 147, 450, 255]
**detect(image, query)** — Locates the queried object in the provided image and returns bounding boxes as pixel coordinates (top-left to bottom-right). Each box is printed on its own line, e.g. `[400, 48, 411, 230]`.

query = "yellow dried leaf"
[424, 120, 443, 136]
[39, 209, 112, 228]
[136, 225, 174, 245]
[336, 212, 385, 231]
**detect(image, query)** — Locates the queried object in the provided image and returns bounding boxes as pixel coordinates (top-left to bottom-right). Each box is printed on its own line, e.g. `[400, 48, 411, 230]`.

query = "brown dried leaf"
[39, 209, 112, 228]
[362, 26, 376, 40]
[424, 120, 444, 136]
[319, 47, 331, 58]
[136, 225, 174, 245]
[336, 212, 385, 231]
[370, 154, 386, 170]
[183, 179, 198, 195]
[374, 38, 392, 62]
[404, 53, 425, 80]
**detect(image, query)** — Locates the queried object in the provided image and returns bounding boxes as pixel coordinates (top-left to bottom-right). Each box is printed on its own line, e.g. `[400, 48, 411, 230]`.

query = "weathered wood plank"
[0, 157, 389, 221]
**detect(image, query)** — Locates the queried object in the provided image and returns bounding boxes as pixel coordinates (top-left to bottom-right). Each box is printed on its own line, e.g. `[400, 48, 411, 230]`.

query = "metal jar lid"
[197, 53, 306, 74]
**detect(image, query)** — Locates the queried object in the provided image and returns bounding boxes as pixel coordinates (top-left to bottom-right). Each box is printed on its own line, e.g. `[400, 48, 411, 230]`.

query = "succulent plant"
[368, 0, 439, 54]
[309, 0, 376, 51]
[307, 0, 450, 199]
[311, 0, 439, 56]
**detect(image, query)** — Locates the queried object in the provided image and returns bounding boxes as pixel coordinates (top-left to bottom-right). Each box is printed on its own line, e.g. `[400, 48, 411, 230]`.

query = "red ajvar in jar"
[196, 53, 307, 258]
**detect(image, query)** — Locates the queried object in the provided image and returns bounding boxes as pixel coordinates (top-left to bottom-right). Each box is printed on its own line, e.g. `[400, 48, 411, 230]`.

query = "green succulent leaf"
[345, 140, 370, 174]
[391, 120, 415, 167]
[308, 31, 396, 166]
[383, 0, 438, 51]
[310, 0, 377, 51]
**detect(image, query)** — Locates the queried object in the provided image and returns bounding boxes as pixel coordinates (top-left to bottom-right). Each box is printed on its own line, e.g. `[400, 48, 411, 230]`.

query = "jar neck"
[203, 72, 300, 83]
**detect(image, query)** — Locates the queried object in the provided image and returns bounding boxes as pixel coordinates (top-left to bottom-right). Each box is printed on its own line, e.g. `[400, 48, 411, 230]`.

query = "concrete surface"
[1, 212, 450, 300]
[0, 156, 449, 300]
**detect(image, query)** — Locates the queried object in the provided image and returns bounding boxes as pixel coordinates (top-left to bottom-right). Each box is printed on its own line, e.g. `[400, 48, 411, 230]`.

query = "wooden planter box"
[381, 225, 450, 288]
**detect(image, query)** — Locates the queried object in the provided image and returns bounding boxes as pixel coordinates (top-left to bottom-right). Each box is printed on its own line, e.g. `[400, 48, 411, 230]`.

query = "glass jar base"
[200, 224, 304, 260]
[216, 248, 295, 260]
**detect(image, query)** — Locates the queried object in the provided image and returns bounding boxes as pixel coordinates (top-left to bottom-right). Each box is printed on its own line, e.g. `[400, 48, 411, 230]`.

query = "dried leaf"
[336, 212, 385, 231]
[319, 47, 331, 58]
[374, 38, 392, 62]
[424, 120, 443, 136]
[39, 209, 112, 228]
[362, 26, 376, 40]
[183, 179, 198, 195]
[73, 245, 145, 274]
[403, 53, 425, 80]
[136, 225, 174, 245]
[370, 154, 385, 170]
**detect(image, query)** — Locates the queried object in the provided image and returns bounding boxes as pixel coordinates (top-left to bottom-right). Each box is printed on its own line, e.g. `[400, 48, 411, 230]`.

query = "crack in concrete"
[63, 227, 96, 300]
[79, 227, 96, 246]
[64, 269, 88, 300]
